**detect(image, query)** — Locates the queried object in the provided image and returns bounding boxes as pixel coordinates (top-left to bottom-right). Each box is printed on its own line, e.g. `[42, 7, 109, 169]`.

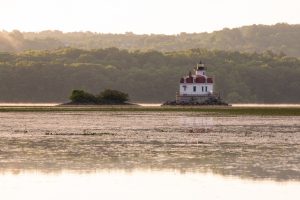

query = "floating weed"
[186, 128, 211, 133]
[14, 129, 28, 134]
[96, 132, 115, 136]
[154, 128, 167, 132]
[45, 131, 114, 136]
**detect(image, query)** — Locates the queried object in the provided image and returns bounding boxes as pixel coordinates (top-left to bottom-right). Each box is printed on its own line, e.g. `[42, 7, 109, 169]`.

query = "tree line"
[1, 23, 300, 57]
[69, 89, 129, 104]
[0, 47, 299, 103]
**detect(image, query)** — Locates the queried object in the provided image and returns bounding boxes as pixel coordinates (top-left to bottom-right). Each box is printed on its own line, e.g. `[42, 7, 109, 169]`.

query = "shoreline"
[1, 103, 300, 107]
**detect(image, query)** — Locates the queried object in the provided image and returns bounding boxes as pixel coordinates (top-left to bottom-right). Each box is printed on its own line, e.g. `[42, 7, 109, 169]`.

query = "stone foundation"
[163, 94, 229, 106]
[176, 95, 213, 103]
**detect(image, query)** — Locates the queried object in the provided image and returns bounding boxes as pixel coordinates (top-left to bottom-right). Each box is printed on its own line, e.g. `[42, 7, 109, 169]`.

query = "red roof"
[207, 77, 213, 83]
[180, 75, 213, 84]
[195, 76, 206, 83]
[186, 77, 193, 83]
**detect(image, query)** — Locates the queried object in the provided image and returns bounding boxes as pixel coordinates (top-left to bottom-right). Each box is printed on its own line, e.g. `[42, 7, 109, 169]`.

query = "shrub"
[69, 89, 129, 104]
[97, 89, 129, 104]
[69, 90, 97, 104]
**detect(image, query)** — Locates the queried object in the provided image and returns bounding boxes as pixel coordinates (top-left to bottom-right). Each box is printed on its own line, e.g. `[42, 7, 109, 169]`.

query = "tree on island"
[69, 90, 97, 104]
[97, 89, 129, 104]
[69, 89, 129, 104]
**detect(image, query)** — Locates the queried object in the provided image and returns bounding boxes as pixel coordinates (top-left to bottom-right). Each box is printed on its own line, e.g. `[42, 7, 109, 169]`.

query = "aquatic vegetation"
[0, 111, 299, 181]
[0, 106, 299, 116]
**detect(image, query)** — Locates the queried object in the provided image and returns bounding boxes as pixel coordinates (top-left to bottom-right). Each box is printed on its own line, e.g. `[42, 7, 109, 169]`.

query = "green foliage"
[97, 89, 129, 104]
[69, 89, 129, 104]
[0, 47, 299, 103]
[2, 24, 300, 57]
[70, 90, 97, 104]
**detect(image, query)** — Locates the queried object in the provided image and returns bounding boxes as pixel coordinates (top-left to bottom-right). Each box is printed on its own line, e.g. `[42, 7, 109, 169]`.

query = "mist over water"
[233, 104, 300, 107]
[0, 103, 59, 106]
[1, 103, 300, 107]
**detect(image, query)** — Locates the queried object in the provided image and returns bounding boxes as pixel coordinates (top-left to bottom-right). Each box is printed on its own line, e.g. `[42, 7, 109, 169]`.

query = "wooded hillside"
[0, 48, 299, 103]
[1, 23, 300, 57]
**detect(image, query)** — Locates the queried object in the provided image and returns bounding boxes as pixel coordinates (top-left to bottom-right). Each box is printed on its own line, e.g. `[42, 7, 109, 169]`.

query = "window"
[205, 86, 208, 92]
[193, 86, 196, 92]
[202, 86, 204, 92]
[183, 85, 187, 91]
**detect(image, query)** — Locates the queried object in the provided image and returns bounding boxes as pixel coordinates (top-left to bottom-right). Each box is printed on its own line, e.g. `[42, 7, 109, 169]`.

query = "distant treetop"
[1, 23, 300, 57]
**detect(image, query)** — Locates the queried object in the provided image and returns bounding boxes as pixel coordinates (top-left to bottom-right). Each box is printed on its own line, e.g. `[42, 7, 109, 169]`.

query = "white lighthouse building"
[176, 61, 214, 103]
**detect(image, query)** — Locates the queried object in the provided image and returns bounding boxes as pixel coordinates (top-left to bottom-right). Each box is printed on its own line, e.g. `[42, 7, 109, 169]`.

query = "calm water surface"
[0, 111, 299, 199]
[1, 171, 300, 200]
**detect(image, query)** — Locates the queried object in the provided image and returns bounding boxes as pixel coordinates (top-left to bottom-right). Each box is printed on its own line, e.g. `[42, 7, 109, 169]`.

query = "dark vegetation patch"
[0, 106, 299, 116]
[66, 89, 131, 105]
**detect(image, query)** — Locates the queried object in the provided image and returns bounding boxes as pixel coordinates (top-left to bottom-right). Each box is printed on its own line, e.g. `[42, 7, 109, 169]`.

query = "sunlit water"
[1, 103, 300, 107]
[233, 104, 300, 107]
[1, 171, 299, 200]
[0, 103, 59, 106]
[0, 111, 299, 199]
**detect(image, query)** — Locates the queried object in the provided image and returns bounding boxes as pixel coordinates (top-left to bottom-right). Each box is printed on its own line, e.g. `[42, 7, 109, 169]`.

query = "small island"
[64, 89, 134, 105]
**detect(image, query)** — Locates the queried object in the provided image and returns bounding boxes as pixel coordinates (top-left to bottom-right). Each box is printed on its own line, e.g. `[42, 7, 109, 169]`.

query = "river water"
[0, 111, 299, 199]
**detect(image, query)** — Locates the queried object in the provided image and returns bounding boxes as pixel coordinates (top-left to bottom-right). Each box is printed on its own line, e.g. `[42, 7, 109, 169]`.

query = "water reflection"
[0, 112, 299, 181]
[1, 170, 300, 200]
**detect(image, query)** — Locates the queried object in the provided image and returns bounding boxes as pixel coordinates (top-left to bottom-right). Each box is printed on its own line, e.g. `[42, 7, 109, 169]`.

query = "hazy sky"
[1, 0, 299, 34]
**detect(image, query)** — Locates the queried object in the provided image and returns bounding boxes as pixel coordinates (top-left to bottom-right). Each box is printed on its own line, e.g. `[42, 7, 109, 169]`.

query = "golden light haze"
[1, 0, 300, 34]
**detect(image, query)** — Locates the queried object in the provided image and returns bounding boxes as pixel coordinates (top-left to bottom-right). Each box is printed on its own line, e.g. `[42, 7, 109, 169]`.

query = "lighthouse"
[176, 61, 214, 103]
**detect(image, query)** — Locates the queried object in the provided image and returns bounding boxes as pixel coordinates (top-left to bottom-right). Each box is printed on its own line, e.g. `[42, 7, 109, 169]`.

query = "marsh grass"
[0, 105, 299, 116]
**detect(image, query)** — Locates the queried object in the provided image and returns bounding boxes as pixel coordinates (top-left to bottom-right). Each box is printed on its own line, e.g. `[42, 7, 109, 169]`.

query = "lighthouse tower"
[177, 61, 214, 103]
